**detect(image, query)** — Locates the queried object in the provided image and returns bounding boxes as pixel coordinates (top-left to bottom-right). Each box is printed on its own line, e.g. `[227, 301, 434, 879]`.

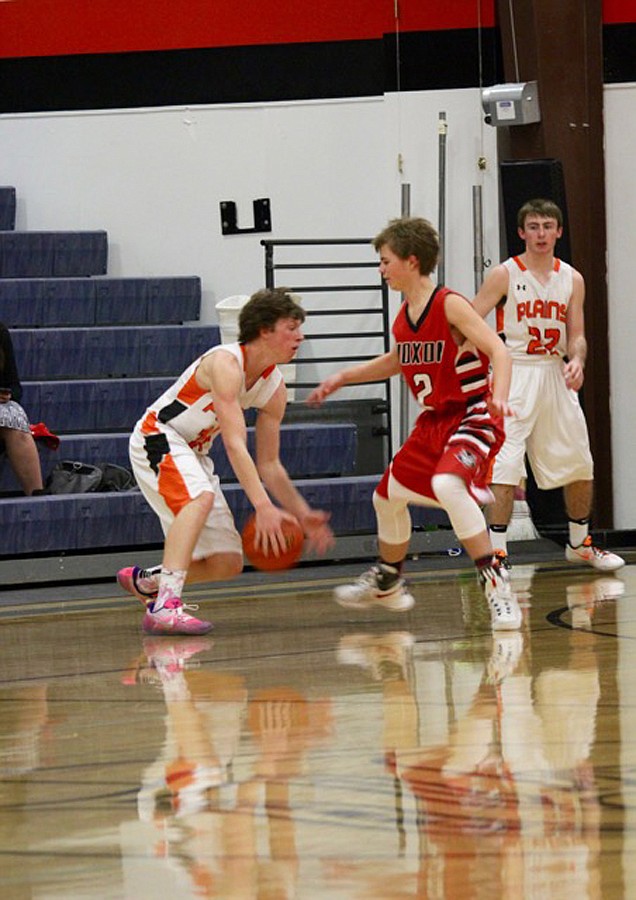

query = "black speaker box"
[500, 158, 571, 262]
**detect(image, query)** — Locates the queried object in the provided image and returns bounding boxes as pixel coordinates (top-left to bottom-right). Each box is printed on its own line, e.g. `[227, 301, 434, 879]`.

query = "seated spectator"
[0, 323, 44, 496]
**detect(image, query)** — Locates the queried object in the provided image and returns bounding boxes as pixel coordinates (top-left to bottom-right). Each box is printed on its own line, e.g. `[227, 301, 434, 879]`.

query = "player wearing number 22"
[472, 198, 623, 572]
[308, 216, 522, 630]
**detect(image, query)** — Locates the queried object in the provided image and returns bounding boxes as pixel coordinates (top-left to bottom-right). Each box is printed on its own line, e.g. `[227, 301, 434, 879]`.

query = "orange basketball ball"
[242, 514, 304, 571]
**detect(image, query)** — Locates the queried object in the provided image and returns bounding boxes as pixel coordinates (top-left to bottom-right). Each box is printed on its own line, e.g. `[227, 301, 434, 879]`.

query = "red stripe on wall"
[603, 0, 636, 23]
[0, 0, 496, 60]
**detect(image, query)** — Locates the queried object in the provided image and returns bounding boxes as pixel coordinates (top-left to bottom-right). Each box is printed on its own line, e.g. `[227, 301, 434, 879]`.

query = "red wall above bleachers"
[1, 1, 497, 59]
[2, 2, 633, 61]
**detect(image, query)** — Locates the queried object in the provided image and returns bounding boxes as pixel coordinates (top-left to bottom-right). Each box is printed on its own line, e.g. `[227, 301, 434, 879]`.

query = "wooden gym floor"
[1, 541, 635, 899]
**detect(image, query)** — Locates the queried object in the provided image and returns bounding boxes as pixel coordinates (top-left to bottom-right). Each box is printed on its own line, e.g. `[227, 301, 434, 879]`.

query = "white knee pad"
[373, 490, 412, 545]
[431, 473, 486, 541]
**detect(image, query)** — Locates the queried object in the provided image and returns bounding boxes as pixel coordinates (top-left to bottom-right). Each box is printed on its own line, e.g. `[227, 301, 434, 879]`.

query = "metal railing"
[261, 237, 393, 462]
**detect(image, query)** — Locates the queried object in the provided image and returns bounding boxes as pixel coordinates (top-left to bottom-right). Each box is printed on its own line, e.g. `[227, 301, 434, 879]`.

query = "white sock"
[489, 527, 508, 554]
[568, 519, 589, 548]
[153, 568, 187, 612]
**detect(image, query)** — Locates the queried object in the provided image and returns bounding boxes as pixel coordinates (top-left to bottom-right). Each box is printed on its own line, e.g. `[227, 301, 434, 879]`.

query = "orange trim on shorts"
[158, 452, 192, 515]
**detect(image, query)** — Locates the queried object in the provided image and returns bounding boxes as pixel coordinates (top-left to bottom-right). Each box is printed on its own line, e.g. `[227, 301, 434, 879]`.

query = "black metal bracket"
[220, 198, 272, 235]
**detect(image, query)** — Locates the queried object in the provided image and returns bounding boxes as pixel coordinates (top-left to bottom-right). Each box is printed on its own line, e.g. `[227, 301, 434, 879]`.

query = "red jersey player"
[307, 217, 521, 630]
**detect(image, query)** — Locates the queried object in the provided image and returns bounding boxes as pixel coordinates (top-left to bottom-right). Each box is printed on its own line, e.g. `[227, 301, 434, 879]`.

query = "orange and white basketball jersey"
[496, 256, 572, 362]
[137, 342, 283, 454]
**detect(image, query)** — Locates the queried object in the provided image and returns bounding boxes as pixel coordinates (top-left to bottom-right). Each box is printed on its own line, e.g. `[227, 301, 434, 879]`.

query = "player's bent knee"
[373, 490, 411, 545]
[199, 552, 243, 580]
[222, 553, 244, 579]
[431, 473, 485, 541]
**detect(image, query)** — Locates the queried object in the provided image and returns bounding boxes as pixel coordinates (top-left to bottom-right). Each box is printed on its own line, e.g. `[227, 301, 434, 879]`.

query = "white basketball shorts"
[492, 360, 594, 490]
[130, 427, 242, 561]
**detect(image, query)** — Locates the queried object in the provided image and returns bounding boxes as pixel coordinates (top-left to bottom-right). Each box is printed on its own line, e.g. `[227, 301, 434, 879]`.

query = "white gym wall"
[1, 83, 633, 526]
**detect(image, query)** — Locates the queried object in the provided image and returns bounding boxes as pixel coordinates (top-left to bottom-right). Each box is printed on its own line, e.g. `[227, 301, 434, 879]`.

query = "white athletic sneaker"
[565, 536, 625, 572]
[590, 576, 626, 602]
[486, 632, 524, 683]
[334, 565, 415, 612]
[479, 564, 522, 631]
[566, 576, 626, 629]
[337, 632, 415, 680]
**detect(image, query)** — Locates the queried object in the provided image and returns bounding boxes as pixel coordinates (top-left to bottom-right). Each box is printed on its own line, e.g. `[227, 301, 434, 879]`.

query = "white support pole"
[437, 112, 447, 285]
[399, 182, 411, 444]
[472, 184, 484, 293]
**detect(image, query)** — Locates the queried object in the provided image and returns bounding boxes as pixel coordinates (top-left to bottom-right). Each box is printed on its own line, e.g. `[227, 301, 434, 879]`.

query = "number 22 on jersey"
[526, 326, 561, 355]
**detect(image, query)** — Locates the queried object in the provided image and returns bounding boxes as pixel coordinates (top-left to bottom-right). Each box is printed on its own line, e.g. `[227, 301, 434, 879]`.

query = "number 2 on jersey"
[413, 372, 434, 409]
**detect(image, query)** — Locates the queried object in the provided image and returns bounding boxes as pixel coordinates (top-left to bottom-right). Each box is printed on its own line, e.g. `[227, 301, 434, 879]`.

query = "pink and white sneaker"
[142, 598, 213, 636]
[117, 565, 158, 606]
[142, 636, 213, 672]
[121, 636, 213, 685]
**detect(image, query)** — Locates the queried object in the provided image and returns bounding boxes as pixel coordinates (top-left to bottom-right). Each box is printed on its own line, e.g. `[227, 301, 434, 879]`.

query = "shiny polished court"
[1, 545, 635, 899]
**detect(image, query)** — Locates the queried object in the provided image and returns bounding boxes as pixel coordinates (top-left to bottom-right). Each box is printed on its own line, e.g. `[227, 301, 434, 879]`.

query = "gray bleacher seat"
[0, 423, 358, 494]
[21, 377, 173, 432]
[0, 231, 108, 277]
[11, 325, 220, 379]
[0, 279, 49, 326]
[0, 276, 202, 327]
[0, 187, 16, 230]
[0, 232, 53, 277]
[39, 278, 96, 326]
[94, 277, 201, 324]
[218, 423, 357, 481]
[0, 278, 98, 327]
[0, 493, 146, 555]
[226, 476, 449, 537]
[19, 374, 362, 443]
[138, 324, 220, 374]
[0, 477, 449, 557]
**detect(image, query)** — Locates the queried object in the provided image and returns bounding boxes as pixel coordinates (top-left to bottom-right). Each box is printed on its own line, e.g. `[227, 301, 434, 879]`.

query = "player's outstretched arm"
[306, 349, 400, 406]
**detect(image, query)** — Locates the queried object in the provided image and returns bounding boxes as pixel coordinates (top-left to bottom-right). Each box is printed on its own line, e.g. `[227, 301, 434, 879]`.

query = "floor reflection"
[121, 636, 332, 898]
[0, 560, 632, 898]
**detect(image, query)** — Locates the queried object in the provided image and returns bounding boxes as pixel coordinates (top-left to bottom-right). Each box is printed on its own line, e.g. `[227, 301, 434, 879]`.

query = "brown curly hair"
[238, 288, 305, 343]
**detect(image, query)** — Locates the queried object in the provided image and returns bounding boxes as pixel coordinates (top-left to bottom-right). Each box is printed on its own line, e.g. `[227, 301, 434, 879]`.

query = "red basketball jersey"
[393, 287, 490, 413]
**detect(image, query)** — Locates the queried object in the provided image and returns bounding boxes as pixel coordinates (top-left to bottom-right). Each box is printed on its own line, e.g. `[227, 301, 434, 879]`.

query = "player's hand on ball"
[301, 509, 335, 555]
[252, 507, 297, 555]
[242, 511, 304, 571]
